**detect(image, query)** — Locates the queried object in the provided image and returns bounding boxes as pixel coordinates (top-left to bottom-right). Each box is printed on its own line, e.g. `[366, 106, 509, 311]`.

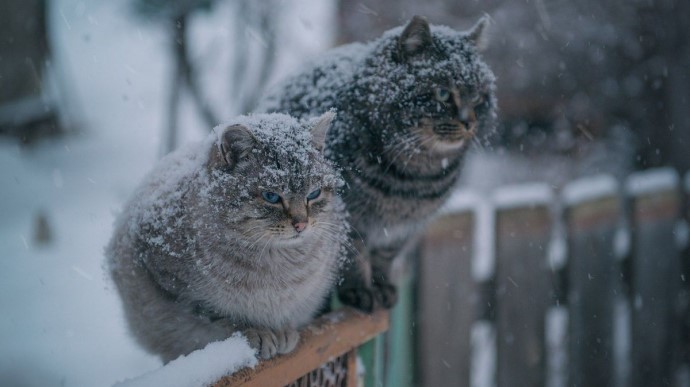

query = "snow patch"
[473, 199, 496, 282]
[548, 234, 567, 271]
[113, 333, 257, 387]
[470, 320, 495, 387]
[439, 190, 495, 281]
[562, 174, 618, 206]
[545, 306, 568, 387]
[626, 167, 679, 197]
[613, 298, 631, 387]
[492, 183, 553, 209]
[614, 226, 631, 260]
[442, 189, 482, 213]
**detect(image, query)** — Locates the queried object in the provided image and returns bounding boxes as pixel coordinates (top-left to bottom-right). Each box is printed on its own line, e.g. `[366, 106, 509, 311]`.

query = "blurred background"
[0, 0, 687, 386]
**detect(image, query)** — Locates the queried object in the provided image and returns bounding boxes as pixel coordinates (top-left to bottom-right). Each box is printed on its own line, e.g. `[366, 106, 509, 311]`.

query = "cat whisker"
[383, 132, 421, 173]
[258, 235, 275, 262]
[246, 231, 269, 251]
[400, 135, 436, 174]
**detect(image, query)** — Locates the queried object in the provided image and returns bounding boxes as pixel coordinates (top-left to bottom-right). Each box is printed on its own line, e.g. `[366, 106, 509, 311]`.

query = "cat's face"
[248, 184, 336, 246]
[360, 16, 496, 156]
[208, 113, 343, 248]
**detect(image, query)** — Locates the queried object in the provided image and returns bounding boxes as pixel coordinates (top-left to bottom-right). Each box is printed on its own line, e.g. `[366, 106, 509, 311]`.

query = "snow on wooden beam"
[562, 174, 619, 207]
[214, 308, 389, 387]
[626, 167, 679, 197]
[492, 182, 554, 210]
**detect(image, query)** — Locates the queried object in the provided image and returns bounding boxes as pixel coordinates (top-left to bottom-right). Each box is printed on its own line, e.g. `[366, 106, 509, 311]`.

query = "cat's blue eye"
[261, 191, 281, 204]
[306, 188, 321, 201]
[435, 87, 450, 102]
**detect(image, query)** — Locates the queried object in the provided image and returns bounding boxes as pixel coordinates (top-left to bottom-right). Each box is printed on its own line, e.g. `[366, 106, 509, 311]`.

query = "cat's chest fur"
[196, 245, 335, 328]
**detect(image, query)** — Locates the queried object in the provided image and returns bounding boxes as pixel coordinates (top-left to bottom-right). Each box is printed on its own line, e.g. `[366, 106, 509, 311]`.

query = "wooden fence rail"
[216, 308, 389, 387]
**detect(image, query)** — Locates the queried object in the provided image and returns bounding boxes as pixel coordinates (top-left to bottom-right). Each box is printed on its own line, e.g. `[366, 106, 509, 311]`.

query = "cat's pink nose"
[293, 222, 307, 233]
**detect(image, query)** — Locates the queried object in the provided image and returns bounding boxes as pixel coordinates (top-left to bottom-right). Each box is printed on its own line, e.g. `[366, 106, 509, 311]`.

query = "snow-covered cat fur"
[106, 112, 348, 362]
[258, 16, 497, 311]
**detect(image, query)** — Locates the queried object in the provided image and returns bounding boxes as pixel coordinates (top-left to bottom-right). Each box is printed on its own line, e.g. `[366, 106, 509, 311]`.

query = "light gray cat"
[106, 112, 347, 362]
[258, 16, 497, 311]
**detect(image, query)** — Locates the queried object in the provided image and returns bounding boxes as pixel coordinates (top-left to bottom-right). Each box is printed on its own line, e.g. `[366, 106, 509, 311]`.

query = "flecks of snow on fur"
[625, 167, 679, 197]
[212, 113, 343, 191]
[258, 20, 497, 150]
[113, 333, 257, 387]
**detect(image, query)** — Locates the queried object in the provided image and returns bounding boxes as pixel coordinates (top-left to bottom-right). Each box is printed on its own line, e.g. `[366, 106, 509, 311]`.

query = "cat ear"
[310, 110, 335, 152]
[466, 14, 491, 51]
[218, 124, 257, 168]
[398, 15, 433, 59]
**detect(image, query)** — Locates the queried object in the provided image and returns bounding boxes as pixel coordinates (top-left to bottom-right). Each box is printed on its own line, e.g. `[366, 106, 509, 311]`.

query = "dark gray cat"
[106, 112, 347, 362]
[258, 16, 497, 311]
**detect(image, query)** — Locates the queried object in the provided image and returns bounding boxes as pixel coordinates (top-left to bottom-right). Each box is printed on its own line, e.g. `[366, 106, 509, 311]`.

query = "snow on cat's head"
[206, 112, 344, 245]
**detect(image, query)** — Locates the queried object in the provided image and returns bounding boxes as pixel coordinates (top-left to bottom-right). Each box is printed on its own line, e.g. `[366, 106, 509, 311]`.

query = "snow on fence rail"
[417, 168, 690, 387]
[118, 308, 388, 387]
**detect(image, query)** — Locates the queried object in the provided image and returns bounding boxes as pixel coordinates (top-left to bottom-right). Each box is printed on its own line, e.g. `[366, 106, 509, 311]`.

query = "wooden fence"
[416, 168, 690, 387]
[121, 168, 688, 387]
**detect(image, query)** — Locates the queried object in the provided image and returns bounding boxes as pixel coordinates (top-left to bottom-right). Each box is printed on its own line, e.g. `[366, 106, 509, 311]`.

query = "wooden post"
[493, 184, 553, 387]
[385, 252, 415, 387]
[563, 176, 621, 387]
[682, 172, 690, 374]
[0, 0, 64, 142]
[627, 168, 683, 387]
[417, 211, 477, 387]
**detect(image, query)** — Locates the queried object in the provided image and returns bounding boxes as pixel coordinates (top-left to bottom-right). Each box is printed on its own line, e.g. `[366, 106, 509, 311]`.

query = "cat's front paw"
[338, 287, 375, 313]
[338, 284, 398, 312]
[372, 282, 398, 309]
[244, 327, 300, 359]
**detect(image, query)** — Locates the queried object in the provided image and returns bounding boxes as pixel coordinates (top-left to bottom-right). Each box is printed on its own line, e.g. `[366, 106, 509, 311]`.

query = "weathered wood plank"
[628, 169, 683, 387]
[494, 203, 552, 387]
[565, 192, 621, 387]
[417, 212, 476, 387]
[214, 308, 389, 387]
[681, 172, 690, 375]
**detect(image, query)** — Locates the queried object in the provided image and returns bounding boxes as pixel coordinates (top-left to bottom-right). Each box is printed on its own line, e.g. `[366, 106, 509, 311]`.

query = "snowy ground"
[0, 1, 334, 386]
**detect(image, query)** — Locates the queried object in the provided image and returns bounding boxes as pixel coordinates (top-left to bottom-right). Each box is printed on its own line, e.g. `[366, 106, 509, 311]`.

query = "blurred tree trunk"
[0, 0, 63, 143]
[147, 0, 279, 155]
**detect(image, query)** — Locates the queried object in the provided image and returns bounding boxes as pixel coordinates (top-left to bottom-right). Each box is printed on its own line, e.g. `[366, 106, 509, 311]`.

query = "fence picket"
[627, 169, 683, 387]
[564, 176, 621, 387]
[418, 212, 476, 387]
[493, 185, 553, 387]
